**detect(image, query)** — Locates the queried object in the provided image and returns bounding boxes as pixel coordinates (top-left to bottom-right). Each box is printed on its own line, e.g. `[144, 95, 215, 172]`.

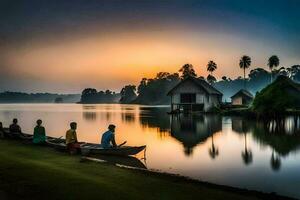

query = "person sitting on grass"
[9, 118, 23, 138]
[100, 124, 126, 148]
[66, 122, 81, 154]
[33, 119, 46, 144]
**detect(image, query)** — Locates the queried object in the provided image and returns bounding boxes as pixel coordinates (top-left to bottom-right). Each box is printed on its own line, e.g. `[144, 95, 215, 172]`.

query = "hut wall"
[232, 96, 242, 105]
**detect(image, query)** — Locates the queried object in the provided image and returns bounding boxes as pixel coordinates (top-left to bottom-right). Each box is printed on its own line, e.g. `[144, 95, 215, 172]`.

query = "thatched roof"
[231, 89, 254, 99]
[167, 76, 223, 96]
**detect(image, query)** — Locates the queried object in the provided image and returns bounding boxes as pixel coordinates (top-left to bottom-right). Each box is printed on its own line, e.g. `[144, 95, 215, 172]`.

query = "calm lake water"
[0, 104, 300, 198]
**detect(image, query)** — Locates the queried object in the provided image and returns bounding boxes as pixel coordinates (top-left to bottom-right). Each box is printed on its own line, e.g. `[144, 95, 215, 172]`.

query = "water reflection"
[170, 114, 222, 156]
[121, 107, 136, 124]
[139, 107, 170, 133]
[263, 116, 300, 134]
[231, 117, 253, 134]
[253, 117, 300, 172]
[270, 150, 281, 171]
[241, 133, 253, 165]
[231, 117, 254, 165]
[1, 104, 300, 198]
[82, 105, 97, 121]
[208, 134, 219, 159]
[121, 112, 135, 123]
[253, 119, 300, 157]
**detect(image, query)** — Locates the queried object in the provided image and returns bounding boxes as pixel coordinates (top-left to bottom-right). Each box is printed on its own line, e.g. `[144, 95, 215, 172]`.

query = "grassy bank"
[0, 139, 291, 200]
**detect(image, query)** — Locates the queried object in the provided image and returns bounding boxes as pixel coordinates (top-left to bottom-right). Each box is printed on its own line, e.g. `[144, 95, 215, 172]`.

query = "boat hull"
[81, 144, 146, 156]
[46, 140, 146, 156]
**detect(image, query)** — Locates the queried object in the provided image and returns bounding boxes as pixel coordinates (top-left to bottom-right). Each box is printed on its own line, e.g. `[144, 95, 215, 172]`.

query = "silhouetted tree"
[207, 60, 217, 76]
[134, 72, 180, 104]
[80, 88, 120, 103]
[207, 74, 216, 84]
[239, 55, 251, 89]
[268, 55, 280, 82]
[0, 92, 80, 103]
[120, 85, 137, 103]
[54, 97, 63, 103]
[82, 88, 97, 96]
[179, 64, 197, 79]
[287, 65, 300, 81]
[137, 78, 147, 96]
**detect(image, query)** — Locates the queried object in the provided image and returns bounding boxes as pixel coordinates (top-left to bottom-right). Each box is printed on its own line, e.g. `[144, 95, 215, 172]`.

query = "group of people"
[0, 118, 47, 144]
[0, 119, 126, 154]
[65, 123, 126, 154]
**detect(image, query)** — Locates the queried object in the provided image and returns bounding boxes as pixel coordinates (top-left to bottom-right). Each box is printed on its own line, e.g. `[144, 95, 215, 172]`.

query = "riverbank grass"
[0, 139, 281, 200]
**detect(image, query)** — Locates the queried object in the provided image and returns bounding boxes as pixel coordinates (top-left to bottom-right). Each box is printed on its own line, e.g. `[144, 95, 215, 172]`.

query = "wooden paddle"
[118, 141, 127, 147]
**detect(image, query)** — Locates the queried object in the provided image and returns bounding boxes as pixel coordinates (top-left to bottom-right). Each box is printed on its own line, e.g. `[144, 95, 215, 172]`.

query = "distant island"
[0, 92, 80, 103]
[78, 89, 120, 104]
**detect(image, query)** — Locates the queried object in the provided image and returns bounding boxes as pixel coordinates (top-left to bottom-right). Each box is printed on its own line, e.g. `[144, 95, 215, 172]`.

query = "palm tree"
[268, 55, 280, 82]
[239, 55, 251, 89]
[207, 60, 217, 76]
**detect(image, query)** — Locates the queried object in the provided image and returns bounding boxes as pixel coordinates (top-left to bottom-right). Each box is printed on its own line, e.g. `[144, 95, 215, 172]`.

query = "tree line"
[80, 55, 300, 104]
[0, 92, 80, 103]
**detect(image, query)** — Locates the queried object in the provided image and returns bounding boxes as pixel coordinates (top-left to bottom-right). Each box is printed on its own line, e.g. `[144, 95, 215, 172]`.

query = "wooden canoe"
[83, 155, 147, 169]
[81, 143, 146, 156]
[2, 128, 146, 157]
[46, 140, 146, 156]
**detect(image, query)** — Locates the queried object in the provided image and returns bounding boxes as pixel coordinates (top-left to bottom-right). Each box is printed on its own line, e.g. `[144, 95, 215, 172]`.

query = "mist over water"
[0, 104, 300, 198]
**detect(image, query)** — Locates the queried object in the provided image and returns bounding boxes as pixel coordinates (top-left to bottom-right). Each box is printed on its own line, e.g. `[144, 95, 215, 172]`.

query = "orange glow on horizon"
[3, 29, 296, 91]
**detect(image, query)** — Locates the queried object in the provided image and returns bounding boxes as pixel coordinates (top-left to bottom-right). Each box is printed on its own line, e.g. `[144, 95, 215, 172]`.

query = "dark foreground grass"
[0, 139, 291, 200]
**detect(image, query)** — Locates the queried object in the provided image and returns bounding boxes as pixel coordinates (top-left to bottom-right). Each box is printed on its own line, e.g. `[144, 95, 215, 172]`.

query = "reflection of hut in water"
[139, 107, 170, 133]
[231, 117, 253, 134]
[167, 76, 223, 113]
[231, 89, 253, 106]
[170, 114, 222, 155]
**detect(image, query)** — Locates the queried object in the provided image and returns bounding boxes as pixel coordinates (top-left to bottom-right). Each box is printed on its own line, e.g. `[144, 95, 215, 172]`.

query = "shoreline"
[0, 138, 295, 200]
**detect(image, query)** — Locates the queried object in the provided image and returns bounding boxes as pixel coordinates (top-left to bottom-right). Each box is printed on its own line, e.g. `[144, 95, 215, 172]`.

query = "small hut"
[231, 89, 253, 106]
[167, 76, 223, 112]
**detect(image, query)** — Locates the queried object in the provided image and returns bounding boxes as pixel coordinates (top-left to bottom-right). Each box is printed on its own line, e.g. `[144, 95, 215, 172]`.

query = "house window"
[180, 93, 196, 103]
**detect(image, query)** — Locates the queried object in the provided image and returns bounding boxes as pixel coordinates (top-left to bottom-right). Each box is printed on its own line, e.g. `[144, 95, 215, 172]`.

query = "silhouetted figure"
[66, 122, 81, 154]
[33, 119, 46, 144]
[9, 118, 23, 138]
[101, 124, 126, 148]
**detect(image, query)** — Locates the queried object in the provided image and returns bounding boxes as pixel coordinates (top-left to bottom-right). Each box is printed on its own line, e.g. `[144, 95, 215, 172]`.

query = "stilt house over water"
[167, 76, 223, 112]
[231, 89, 254, 106]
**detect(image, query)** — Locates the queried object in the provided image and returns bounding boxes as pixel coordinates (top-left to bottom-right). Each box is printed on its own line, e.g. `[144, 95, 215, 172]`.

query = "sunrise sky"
[1, 0, 300, 93]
